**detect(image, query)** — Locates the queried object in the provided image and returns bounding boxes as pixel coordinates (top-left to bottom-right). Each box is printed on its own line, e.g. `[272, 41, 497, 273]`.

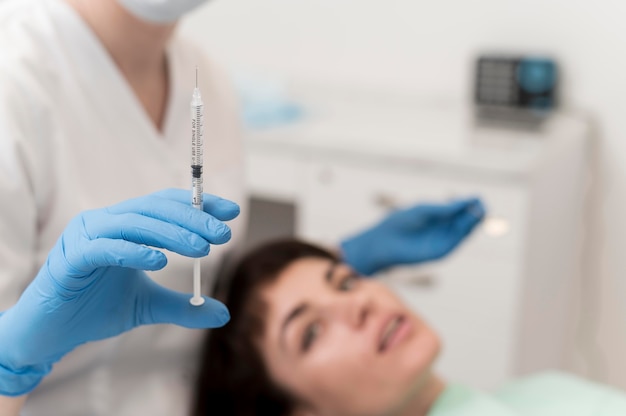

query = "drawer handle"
[408, 273, 437, 288]
[318, 169, 334, 184]
[373, 193, 400, 210]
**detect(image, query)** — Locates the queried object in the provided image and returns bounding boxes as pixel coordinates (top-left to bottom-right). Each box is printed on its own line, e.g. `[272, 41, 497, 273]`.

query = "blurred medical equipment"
[0, 190, 236, 397]
[190, 68, 205, 306]
[234, 74, 303, 129]
[475, 55, 558, 122]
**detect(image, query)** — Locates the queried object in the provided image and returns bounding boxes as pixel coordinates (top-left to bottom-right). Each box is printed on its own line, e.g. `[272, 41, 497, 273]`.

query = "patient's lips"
[377, 314, 413, 353]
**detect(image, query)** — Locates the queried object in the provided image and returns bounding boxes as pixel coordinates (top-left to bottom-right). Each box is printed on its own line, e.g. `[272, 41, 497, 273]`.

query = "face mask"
[116, 0, 209, 24]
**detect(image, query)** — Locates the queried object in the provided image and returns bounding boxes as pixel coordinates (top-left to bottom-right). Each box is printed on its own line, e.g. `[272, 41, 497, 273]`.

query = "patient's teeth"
[380, 317, 401, 350]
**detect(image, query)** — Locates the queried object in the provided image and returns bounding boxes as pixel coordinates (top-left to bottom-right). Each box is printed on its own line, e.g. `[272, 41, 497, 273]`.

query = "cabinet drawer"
[298, 161, 529, 263]
[383, 257, 523, 324]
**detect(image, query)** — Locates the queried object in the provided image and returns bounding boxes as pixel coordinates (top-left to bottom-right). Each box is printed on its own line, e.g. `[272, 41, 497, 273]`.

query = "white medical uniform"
[0, 0, 247, 414]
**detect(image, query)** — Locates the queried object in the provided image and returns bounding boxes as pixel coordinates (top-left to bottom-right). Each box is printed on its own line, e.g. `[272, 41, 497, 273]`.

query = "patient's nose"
[329, 292, 374, 329]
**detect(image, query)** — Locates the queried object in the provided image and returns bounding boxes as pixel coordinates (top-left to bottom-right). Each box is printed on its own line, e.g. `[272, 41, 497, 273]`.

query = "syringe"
[190, 67, 205, 307]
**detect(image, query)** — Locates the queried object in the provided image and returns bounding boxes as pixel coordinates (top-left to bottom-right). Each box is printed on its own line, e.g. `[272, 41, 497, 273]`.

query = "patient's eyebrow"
[281, 303, 309, 350]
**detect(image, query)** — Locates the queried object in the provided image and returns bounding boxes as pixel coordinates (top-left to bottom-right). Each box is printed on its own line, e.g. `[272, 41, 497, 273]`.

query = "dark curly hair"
[191, 239, 339, 416]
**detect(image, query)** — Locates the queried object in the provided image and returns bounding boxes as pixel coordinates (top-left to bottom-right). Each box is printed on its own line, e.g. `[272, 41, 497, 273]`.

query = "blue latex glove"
[341, 198, 485, 276]
[0, 189, 239, 397]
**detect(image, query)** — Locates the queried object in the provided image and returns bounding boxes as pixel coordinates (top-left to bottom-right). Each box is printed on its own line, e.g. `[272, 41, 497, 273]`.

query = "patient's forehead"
[263, 257, 332, 299]
[260, 258, 335, 325]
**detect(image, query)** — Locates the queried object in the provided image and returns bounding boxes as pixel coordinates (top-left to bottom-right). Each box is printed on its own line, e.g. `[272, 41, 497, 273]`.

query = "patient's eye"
[338, 272, 358, 292]
[301, 321, 320, 352]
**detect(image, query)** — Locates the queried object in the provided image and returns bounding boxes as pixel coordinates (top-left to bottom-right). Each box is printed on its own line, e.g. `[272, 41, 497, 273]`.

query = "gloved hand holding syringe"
[190, 67, 205, 306]
[0, 82, 236, 390]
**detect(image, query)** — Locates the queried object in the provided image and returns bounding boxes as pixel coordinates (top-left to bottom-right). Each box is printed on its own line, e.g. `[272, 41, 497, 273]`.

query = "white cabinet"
[244, 91, 590, 389]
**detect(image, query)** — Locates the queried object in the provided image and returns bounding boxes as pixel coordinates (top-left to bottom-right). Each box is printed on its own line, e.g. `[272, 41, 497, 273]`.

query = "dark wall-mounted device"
[474, 55, 558, 120]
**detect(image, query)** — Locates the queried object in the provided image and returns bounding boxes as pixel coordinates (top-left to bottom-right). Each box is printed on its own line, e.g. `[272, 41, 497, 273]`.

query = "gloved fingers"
[150, 188, 240, 221]
[60, 238, 168, 276]
[138, 280, 230, 328]
[201, 194, 240, 221]
[102, 198, 232, 245]
[83, 238, 168, 270]
[86, 213, 221, 257]
[451, 204, 485, 238]
[409, 197, 484, 220]
[465, 198, 486, 221]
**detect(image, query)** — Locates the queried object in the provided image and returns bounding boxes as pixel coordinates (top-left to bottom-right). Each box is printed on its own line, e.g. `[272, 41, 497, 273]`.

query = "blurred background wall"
[181, 0, 626, 388]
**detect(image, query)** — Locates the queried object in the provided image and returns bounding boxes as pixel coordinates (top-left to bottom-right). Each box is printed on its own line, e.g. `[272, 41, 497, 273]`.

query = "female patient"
[193, 240, 626, 416]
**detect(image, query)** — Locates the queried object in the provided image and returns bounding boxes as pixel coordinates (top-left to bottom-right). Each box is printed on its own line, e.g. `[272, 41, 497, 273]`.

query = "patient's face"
[258, 257, 441, 416]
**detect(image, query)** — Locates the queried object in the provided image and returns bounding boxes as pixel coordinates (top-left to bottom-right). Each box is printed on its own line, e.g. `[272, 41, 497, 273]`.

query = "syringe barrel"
[191, 176, 203, 209]
[191, 88, 204, 209]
